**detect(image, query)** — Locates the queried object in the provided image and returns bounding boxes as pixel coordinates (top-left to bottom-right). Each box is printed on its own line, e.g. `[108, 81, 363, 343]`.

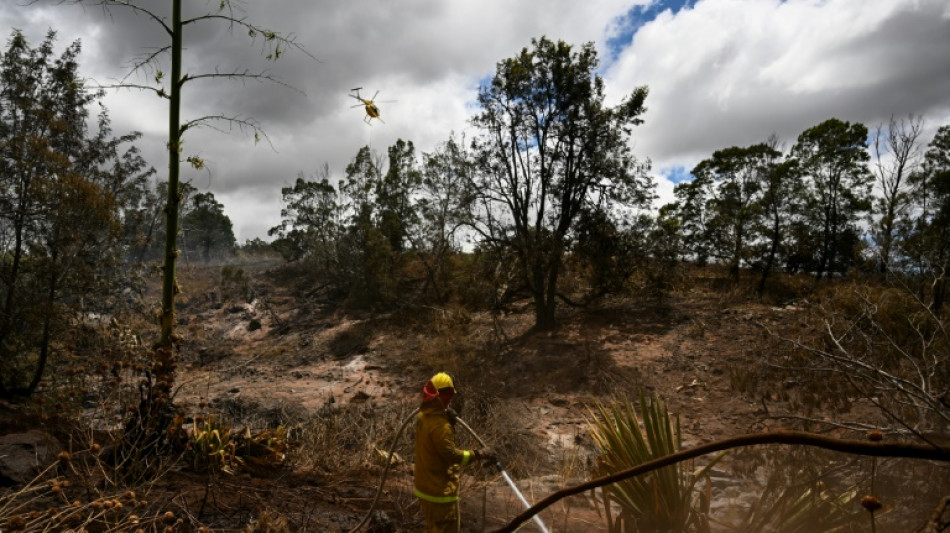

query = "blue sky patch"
[660, 165, 694, 184]
[605, 0, 696, 63]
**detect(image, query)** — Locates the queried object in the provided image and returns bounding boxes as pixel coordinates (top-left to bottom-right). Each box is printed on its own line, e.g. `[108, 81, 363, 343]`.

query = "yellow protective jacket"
[413, 400, 473, 503]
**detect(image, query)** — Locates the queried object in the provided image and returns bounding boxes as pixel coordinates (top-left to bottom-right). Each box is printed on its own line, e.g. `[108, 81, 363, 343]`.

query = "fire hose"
[347, 408, 550, 533]
[454, 416, 551, 533]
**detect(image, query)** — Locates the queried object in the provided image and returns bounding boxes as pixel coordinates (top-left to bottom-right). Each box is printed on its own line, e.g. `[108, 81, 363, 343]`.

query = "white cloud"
[607, 0, 950, 173]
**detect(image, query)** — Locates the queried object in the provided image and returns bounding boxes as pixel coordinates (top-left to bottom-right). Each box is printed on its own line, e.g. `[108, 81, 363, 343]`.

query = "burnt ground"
[3, 259, 948, 532]
[164, 262, 816, 531]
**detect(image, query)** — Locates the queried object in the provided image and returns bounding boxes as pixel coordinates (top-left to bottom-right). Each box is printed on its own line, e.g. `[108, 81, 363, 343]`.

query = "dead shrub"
[290, 401, 417, 476]
[327, 321, 374, 359]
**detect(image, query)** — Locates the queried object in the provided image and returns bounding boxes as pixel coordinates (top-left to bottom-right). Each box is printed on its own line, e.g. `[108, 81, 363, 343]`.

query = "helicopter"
[349, 87, 394, 125]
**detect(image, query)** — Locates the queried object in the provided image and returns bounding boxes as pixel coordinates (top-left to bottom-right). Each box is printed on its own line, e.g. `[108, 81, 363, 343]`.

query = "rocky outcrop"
[0, 430, 62, 485]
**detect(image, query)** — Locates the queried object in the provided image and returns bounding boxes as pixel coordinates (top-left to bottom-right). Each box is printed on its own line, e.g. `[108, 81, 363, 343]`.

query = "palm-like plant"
[588, 391, 723, 532]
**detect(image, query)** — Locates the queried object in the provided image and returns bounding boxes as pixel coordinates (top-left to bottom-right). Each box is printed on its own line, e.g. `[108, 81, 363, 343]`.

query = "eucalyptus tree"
[789, 118, 872, 280]
[413, 135, 474, 302]
[377, 139, 422, 253]
[669, 173, 714, 265]
[181, 191, 235, 263]
[0, 30, 150, 398]
[905, 124, 950, 311]
[268, 169, 341, 265]
[753, 158, 796, 296]
[871, 115, 924, 273]
[338, 145, 397, 307]
[691, 143, 781, 281]
[469, 36, 652, 330]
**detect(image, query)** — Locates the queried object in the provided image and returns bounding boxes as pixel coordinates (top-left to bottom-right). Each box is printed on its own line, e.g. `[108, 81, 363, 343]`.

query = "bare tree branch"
[182, 13, 317, 62]
[182, 69, 303, 95]
[51, 0, 173, 35]
[179, 115, 274, 150]
[916, 494, 950, 533]
[494, 430, 950, 533]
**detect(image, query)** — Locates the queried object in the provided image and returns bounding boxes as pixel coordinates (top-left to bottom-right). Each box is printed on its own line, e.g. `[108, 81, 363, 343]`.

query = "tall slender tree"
[268, 169, 341, 266]
[376, 139, 421, 253]
[181, 191, 235, 263]
[753, 157, 795, 296]
[669, 174, 714, 265]
[414, 135, 475, 302]
[43, 0, 311, 401]
[871, 115, 924, 273]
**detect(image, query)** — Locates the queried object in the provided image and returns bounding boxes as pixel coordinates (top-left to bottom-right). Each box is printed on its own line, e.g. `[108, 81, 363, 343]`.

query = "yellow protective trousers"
[419, 499, 460, 533]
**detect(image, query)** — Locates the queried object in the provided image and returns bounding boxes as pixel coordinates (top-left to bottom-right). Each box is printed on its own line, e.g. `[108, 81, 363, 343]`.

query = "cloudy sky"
[3, 0, 949, 242]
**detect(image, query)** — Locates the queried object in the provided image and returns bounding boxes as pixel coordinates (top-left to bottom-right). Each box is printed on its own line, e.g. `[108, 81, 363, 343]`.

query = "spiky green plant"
[588, 391, 723, 532]
[191, 415, 238, 474]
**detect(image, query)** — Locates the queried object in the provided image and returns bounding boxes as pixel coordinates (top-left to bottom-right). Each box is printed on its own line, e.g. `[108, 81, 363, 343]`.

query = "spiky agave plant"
[588, 390, 724, 532]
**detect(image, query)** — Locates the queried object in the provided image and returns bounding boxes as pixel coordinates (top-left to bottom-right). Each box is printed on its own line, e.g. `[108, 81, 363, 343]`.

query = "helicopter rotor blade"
[371, 90, 379, 101]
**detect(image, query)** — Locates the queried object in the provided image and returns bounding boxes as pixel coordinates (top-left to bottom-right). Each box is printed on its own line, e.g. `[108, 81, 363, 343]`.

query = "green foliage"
[268, 172, 341, 264]
[335, 144, 413, 309]
[190, 414, 238, 474]
[901, 123, 950, 311]
[572, 209, 652, 299]
[692, 143, 781, 281]
[415, 135, 474, 302]
[471, 36, 652, 329]
[788, 118, 872, 278]
[0, 30, 150, 399]
[181, 191, 236, 263]
[588, 392, 722, 532]
[189, 414, 288, 474]
[377, 139, 421, 253]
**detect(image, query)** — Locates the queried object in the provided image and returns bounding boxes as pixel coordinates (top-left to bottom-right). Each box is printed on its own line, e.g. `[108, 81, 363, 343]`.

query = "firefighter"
[414, 372, 494, 532]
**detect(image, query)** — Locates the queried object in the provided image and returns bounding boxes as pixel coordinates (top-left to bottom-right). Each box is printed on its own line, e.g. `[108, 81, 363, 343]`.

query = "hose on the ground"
[346, 407, 419, 533]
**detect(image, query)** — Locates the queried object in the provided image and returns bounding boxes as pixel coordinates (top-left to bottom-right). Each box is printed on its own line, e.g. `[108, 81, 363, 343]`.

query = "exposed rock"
[0, 430, 62, 485]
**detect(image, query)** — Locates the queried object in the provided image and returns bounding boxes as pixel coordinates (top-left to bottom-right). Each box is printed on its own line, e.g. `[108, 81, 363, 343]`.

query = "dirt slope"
[164, 262, 809, 531]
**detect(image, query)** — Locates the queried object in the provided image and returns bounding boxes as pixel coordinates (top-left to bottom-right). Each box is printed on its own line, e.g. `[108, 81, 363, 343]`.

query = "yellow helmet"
[430, 372, 455, 391]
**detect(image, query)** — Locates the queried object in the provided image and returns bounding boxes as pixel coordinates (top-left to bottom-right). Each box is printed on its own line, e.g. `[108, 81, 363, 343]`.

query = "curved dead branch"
[493, 430, 950, 533]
